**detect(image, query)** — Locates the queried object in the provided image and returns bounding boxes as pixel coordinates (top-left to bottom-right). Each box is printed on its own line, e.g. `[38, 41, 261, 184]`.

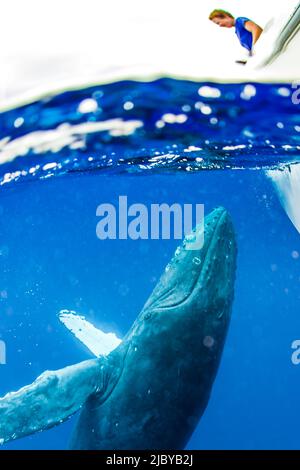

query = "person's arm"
[245, 21, 263, 46]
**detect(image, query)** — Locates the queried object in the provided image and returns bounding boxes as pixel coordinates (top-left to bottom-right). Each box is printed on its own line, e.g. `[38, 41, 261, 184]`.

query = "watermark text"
[96, 196, 204, 250]
[292, 81, 300, 105]
[291, 340, 300, 365]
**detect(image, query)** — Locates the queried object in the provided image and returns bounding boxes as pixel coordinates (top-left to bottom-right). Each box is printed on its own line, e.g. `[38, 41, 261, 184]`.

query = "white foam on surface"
[0, 119, 143, 165]
[59, 310, 122, 357]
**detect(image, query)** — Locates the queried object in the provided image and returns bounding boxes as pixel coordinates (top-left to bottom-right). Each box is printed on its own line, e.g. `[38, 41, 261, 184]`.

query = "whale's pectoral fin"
[58, 310, 122, 357]
[0, 358, 104, 445]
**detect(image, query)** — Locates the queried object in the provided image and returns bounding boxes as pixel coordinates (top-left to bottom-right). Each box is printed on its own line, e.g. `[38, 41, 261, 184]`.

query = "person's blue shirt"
[235, 17, 253, 52]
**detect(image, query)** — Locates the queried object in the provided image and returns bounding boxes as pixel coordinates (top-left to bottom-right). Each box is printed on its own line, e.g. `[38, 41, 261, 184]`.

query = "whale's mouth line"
[155, 210, 228, 312]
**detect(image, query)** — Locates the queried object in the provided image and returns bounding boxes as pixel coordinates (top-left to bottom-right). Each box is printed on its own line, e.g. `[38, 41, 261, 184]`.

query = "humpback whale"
[0, 207, 237, 449]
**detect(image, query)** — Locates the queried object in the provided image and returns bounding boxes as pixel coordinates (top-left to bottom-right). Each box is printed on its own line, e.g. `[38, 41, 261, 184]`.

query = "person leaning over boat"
[209, 9, 263, 62]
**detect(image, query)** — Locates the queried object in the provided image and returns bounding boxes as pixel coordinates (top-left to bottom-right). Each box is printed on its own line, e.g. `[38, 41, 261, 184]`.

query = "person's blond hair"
[209, 9, 234, 21]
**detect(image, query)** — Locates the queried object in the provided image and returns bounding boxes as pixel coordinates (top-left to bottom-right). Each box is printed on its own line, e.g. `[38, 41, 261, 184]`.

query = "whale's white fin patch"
[267, 166, 300, 234]
[58, 310, 122, 357]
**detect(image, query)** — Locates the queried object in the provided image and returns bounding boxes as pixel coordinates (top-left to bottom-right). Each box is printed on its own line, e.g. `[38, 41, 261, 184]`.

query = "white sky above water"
[0, 0, 298, 101]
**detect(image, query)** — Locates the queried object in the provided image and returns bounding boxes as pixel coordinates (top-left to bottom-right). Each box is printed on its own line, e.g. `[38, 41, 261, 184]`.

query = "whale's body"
[71, 207, 237, 449]
[0, 207, 237, 450]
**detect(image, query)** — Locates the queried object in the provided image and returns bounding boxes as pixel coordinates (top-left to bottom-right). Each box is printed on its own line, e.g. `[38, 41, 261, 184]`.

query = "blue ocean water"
[0, 79, 300, 449]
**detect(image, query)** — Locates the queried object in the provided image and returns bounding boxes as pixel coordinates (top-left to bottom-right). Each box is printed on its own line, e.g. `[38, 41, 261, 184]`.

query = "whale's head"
[141, 206, 237, 330]
[113, 208, 237, 404]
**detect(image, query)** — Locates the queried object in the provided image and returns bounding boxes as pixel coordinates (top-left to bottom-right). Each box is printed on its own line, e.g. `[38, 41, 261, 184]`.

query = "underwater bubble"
[0, 290, 8, 299]
[163, 113, 177, 124]
[175, 247, 181, 257]
[277, 87, 291, 97]
[29, 165, 40, 174]
[203, 336, 215, 348]
[243, 128, 255, 138]
[0, 439, 4, 446]
[241, 84, 256, 100]
[123, 101, 134, 111]
[162, 113, 187, 124]
[0, 246, 9, 257]
[200, 104, 212, 115]
[118, 284, 130, 296]
[43, 162, 58, 171]
[223, 144, 246, 151]
[198, 86, 221, 99]
[155, 120, 165, 128]
[185, 233, 196, 243]
[14, 117, 24, 128]
[177, 114, 188, 123]
[192, 257, 201, 266]
[184, 145, 203, 153]
[292, 251, 299, 260]
[92, 90, 103, 100]
[78, 98, 98, 114]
